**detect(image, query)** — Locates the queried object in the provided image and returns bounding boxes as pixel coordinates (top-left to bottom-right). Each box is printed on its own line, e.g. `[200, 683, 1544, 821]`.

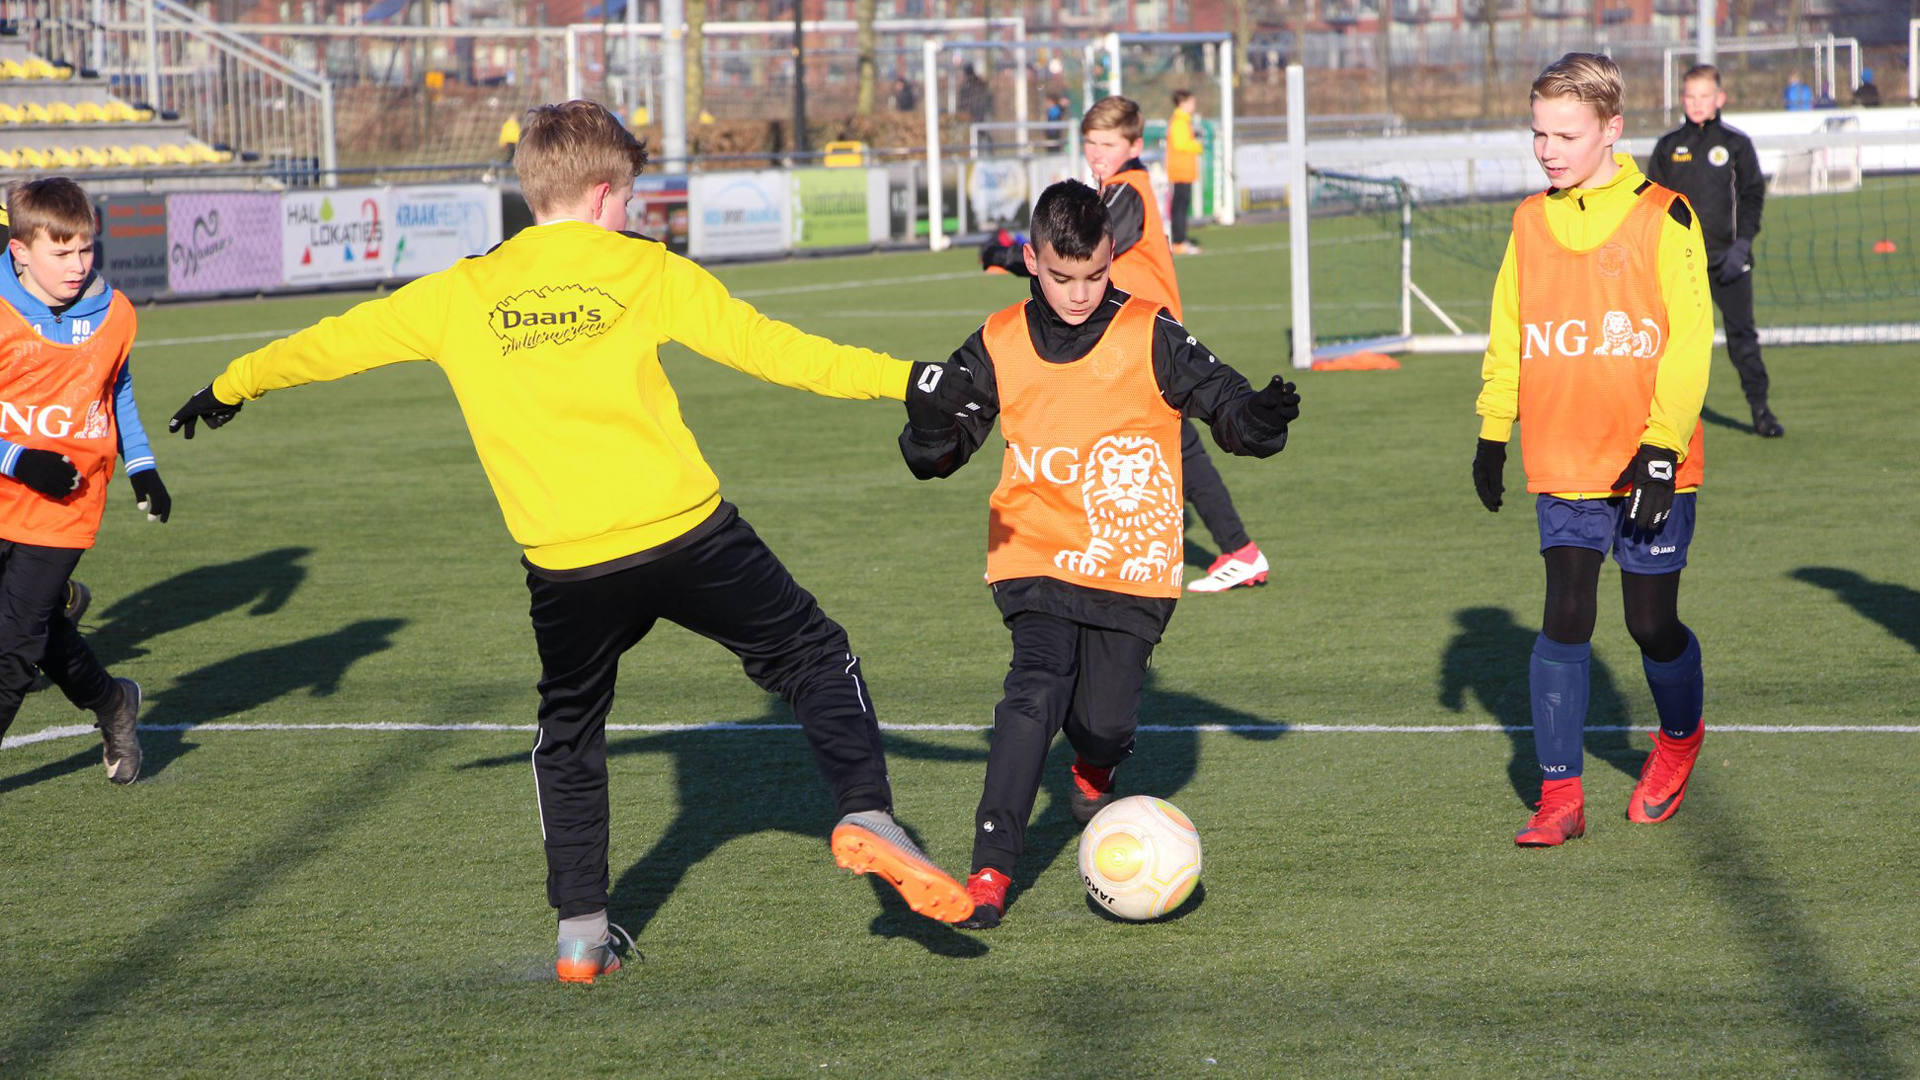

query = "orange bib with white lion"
[983, 296, 1183, 599]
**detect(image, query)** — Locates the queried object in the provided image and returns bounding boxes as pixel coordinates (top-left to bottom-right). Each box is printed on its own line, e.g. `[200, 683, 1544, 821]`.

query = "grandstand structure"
[0, 0, 332, 189]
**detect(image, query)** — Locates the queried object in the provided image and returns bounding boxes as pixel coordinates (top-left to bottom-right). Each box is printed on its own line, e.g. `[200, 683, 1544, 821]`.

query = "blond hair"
[1081, 95, 1144, 142]
[1531, 53, 1624, 122]
[5, 177, 96, 245]
[514, 100, 650, 216]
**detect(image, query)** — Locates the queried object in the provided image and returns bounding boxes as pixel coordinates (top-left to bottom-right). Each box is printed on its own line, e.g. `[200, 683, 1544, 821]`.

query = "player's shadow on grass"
[1790, 566, 1920, 652]
[0, 744, 98, 794]
[461, 706, 986, 959]
[1438, 606, 1641, 805]
[1697, 403, 1755, 434]
[84, 546, 311, 668]
[0, 738, 422, 1077]
[134, 618, 408, 779]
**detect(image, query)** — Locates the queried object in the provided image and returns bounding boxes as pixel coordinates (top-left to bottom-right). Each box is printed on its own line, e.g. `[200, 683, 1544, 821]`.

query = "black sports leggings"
[1539, 546, 1688, 662]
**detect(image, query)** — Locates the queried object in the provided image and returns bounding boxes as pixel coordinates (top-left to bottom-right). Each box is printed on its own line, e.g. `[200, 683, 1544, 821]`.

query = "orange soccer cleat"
[1628, 726, 1704, 824]
[555, 923, 634, 985]
[1069, 756, 1117, 825]
[831, 811, 974, 924]
[1515, 776, 1585, 846]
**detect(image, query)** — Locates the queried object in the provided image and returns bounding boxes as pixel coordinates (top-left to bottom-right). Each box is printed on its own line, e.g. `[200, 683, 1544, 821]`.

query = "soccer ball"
[1078, 795, 1202, 921]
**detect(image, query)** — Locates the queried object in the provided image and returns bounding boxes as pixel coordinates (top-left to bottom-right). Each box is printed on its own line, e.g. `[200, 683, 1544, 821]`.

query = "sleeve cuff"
[1478, 416, 1515, 442]
[880, 359, 912, 402]
[209, 373, 249, 405]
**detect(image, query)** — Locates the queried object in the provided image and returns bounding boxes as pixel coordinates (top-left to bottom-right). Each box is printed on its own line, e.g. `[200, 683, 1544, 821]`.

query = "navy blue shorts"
[1535, 493, 1696, 574]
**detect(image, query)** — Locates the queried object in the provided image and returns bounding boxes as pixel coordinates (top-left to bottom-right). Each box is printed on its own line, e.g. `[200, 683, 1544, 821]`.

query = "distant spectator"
[498, 114, 520, 162]
[1783, 71, 1813, 111]
[1854, 68, 1881, 108]
[891, 76, 917, 113]
[958, 64, 994, 149]
[1044, 92, 1069, 149]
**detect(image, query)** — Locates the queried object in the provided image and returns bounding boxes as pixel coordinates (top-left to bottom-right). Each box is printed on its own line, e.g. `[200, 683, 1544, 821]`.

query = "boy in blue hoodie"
[0, 178, 169, 782]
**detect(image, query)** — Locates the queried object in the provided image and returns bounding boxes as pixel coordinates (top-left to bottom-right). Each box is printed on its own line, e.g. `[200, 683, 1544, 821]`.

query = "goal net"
[1296, 125, 1920, 360]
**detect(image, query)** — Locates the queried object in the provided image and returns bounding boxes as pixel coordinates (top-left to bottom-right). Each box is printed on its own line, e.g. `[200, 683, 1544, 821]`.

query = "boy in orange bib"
[902, 179, 1299, 927]
[0, 178, 166, 783]
[1472, 54, 1714, 847]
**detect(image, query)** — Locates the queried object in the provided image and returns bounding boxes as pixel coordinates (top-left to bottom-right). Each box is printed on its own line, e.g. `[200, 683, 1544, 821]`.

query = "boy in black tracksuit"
[1646, 63, 1783, 437]
[901, 180, 1297, 928]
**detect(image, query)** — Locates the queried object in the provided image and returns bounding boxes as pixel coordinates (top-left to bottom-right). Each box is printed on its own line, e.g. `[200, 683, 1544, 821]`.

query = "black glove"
[1714, 238, 1752, 285]
[9, 448, 79, 498]
[168, 384, 243, 439]
[979, 229, 1032, 277]
[129, 468, 171, 523]
[1472, 438, 1506, 513]
[1245, 376, 1300, 429]
[906, 361, 991, 434]
[1612, 444, 1678, 531]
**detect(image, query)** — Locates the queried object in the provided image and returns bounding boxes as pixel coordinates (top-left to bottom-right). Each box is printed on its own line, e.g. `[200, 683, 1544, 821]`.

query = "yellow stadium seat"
[78, 146, 111, 168]
[105, 100, 152, 123]
[17, 147, 49, 168]
[159, 143, 194, 165]
[191, 143, 231, 164]
[0, 103, 22, 125]
[106, 144, 136, 166]
[46, 102, 79, 124]
[0, 149, 19, 169]
[0, 59, 28, 80]
[47, 146, 80, 168]
[23, 59, 63, 80]
[130, 144, 163, 165]
[22, 102, 51, 124]
[74, 101, 108, 123]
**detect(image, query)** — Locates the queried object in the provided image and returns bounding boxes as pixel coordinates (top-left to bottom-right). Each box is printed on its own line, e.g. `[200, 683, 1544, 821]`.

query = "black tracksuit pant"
[972, 611, 1155, 875]
[1170, 182, 1194, 245]
[1180, 420, 1250, 553]
[1709, 268, 1770, 411]
[525, 507, 892, 919]
[0, 539, 114, 740]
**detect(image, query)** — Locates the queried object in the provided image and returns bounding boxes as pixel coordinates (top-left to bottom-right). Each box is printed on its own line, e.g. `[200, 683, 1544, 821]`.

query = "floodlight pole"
[923, 37, 947, 251]
[661, 0, 686, 166]
[1217, 37, 1235, 225]
[1104, 32, 1120, 97]
[1696, 0, 1714, 65]
[1287, 64, 1311, 370]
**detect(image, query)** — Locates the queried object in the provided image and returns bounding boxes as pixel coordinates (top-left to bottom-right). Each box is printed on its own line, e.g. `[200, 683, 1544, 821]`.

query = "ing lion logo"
[1053, 434, 1183, 583]
[1593, 310, 1662, 358]
[1596, 242, 1630, 278]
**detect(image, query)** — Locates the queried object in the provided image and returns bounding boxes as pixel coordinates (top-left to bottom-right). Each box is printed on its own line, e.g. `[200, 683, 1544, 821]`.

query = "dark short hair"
[1172, 89, 1194, 106]
[1682, 63, 1721, 87]
[1029, 179, 1110, 261]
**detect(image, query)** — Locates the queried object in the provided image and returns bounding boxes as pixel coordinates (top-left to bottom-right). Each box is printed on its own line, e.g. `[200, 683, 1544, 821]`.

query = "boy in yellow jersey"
[903, 180, 1298, 927]
[1472, 54, 1714, 847]
[167, 101, 977, 979]
[1164, 89, 1204, 255]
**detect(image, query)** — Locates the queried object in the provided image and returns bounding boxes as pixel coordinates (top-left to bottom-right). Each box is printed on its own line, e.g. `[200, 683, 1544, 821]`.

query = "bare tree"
[856, 0, 877, 114]
[1377, 0, 1392, 114]
[1480, 0, 1499, 119]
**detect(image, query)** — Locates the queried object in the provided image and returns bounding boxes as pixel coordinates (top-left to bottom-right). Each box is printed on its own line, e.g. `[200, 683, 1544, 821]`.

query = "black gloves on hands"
[11, 448, 79, 498]
[1715, 238, 1753, 285]
[130, 469, 171, 523]
[1613, 444, 1679, 531]
[169, 385, 243, 439]
[1245, 376, 1301, 429]
[1472, 438, 1507, 513]
[906, 361, 991, 434]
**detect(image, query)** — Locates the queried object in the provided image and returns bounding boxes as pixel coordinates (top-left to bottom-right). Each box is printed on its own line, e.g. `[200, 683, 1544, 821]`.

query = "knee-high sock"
[1642, 627, 1703, 740]
[1530, 633, 1591, 780]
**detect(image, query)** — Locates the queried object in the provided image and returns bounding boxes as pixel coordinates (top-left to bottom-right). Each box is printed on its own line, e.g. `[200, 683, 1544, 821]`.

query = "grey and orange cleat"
[95, 677, 141, 785]
[555, 922, 634, 985]
[830, 810, 974, 924]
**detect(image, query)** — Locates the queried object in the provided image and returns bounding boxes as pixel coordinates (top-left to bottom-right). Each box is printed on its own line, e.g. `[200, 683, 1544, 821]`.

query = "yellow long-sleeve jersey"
[212, 221, 911, 570]
[1475, 153, 1713, 498]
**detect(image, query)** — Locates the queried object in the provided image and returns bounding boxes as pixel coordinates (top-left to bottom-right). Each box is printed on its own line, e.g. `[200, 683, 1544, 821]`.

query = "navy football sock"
[1642, 628, 1703, 740]
[1530, 633, 1591, 780]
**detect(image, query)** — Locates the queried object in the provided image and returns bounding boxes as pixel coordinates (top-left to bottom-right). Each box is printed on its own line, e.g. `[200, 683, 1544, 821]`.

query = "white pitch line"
[7, 720, 1918, 752]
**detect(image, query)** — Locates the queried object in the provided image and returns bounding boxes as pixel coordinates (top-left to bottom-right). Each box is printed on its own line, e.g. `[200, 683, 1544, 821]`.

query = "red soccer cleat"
[1069, 757, 1117, 825]
[1515, 776, 1585, 846]
[957, 868, 1010, 930]
[1628, 726, 1704, 824]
